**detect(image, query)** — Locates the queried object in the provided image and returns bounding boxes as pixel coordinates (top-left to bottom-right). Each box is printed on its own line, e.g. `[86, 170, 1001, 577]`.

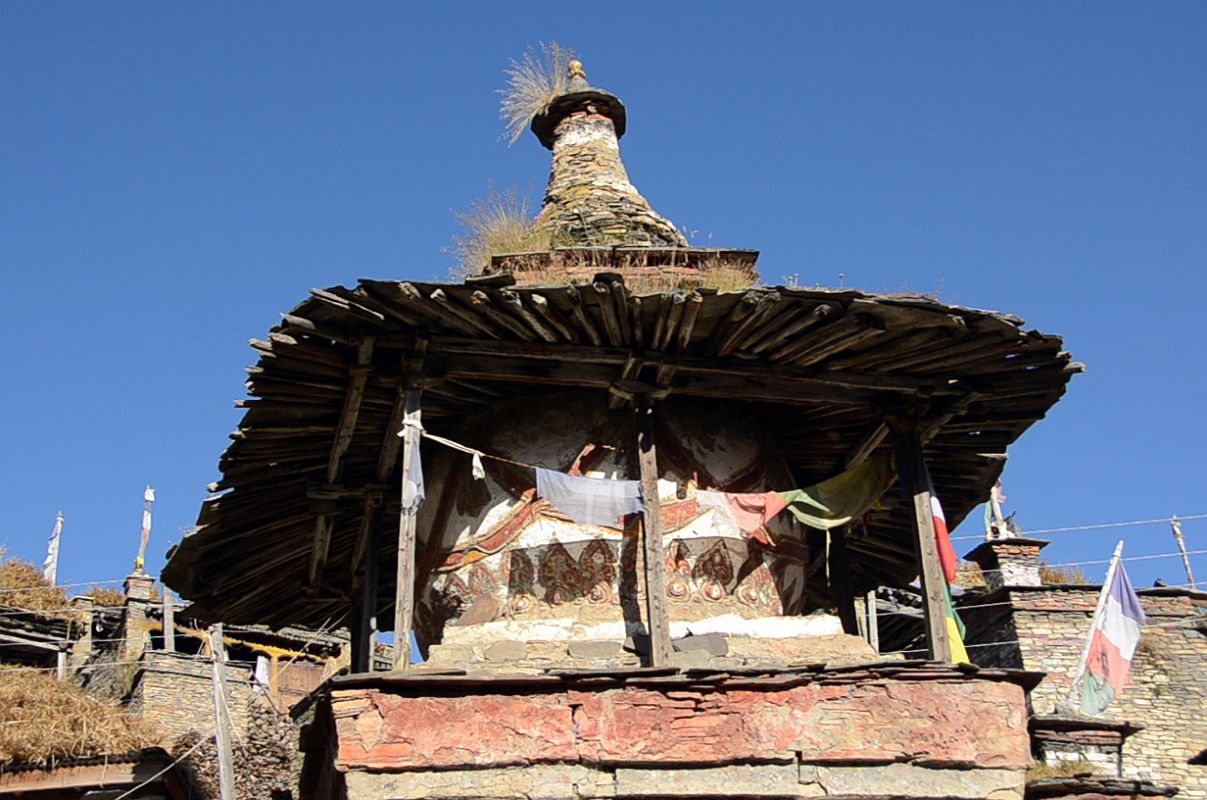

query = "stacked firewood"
[174, 698, 299, 799]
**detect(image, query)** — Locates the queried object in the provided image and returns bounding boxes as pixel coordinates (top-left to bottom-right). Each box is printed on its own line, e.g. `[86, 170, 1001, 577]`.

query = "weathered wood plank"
[637, 400, 673, 667]
[392, 387, 423, 670]
[892, 424, 953, 662]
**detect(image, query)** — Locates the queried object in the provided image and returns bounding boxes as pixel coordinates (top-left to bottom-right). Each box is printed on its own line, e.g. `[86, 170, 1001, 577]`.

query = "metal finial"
[568, 59, 586, 80]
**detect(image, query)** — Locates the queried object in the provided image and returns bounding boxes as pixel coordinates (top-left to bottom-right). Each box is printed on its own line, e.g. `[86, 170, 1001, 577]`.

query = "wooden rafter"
[307, 336, 375, 588]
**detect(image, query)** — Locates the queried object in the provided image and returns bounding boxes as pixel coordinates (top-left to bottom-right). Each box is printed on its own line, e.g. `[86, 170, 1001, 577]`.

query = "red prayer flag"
[927, 483, 958, 584]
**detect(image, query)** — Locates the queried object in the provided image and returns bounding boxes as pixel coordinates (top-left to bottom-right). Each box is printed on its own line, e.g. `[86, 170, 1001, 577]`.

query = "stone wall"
[1120, 594, 1207, 798]
[128, 651, 257, 743]
[965, 587, 1207, 799]
[320, 663, 1033, 800]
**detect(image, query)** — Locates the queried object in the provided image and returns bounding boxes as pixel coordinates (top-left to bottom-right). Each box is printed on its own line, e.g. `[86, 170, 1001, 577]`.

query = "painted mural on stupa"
[415, 393, 809, 651]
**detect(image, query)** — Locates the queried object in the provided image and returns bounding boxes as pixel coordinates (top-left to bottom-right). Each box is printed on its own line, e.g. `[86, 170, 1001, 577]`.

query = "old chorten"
[163, 55, 1080, 800]
[528, 59, 687, 249]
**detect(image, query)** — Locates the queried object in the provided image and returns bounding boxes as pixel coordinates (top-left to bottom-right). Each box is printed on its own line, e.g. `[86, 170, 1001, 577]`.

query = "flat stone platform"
[303, 661, 1042, 800]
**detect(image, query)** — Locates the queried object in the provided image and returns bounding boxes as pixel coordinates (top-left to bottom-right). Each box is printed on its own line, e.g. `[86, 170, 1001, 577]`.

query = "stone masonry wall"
[128, 651, 257, 743]
[327, 667, 1032, 800]
[969, 588, 1207, 799]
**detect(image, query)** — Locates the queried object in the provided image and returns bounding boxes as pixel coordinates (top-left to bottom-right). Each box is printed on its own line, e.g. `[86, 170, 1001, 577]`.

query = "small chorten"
[528, 59, 688, 249]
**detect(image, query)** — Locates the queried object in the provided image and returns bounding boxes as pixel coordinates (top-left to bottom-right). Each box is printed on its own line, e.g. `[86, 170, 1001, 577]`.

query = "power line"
[874, 580, 1202, 620]
[0, 578, 127, 594]
[952, 512, 1207, 542]
[0, 604, 128, 617]
[1043, 549, 1207, 569]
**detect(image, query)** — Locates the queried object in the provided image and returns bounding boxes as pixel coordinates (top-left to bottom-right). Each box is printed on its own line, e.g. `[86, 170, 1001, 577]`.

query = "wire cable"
[952, 513, 1207, 542]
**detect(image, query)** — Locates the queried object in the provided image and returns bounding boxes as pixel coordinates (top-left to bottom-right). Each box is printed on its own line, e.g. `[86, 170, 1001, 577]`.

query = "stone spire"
[529, 60, 688, 248]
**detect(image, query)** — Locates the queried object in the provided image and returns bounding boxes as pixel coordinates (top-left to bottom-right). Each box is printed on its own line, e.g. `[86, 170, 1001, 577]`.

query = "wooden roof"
[162, 267, 1080, 628]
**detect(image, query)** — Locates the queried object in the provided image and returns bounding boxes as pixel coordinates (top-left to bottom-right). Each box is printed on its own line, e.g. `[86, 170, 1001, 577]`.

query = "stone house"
[962, 537, 1207, 798]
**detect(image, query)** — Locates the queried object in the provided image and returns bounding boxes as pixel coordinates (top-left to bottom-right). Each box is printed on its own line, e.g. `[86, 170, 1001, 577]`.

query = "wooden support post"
[829, 527, 861, 636]
[1171, 516, 1197, 590]
[892, 424, 953, 662]
[209, 625, 236, 800]
[349, 358, 414, 672]
[865, 588, 880, 653]
[392, 387, 422, 670]
[636, 399, 673, 667]
[162, 588, 175, 653]
[56, 647, 67, 681]
[352, 493, 382, 673]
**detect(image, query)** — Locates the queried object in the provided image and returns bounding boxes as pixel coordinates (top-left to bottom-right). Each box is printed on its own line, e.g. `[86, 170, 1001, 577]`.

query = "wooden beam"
[348, 356, 419, 673]
[308, 336, 375, 588]
[0, 758, 184, 795]
[607, 353, 643, 411]
[865, 588, 880, 653]
[891, 424, 953, 662]
[841, 422, 889, 470]
[430, 353, 926, 407]
[209, 625, 236, 800]
[328, 337, 376, 483]
[636, 399, 673, 667]
[829, 526, 861, 636]
[306, 513, 336, 588]
[392, 386, 422, 670]
[163, 588, 176, 653]
[351, 491, 382, 674]
[423, 341, 952, 399]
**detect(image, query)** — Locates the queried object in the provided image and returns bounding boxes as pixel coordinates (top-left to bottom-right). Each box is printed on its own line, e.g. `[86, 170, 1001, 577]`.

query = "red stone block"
[331, 677, 1030, 773]
[333, 691, 577, 771]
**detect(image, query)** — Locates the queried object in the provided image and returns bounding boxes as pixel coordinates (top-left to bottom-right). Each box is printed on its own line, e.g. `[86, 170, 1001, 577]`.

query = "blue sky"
[2, 3, 1204, 595]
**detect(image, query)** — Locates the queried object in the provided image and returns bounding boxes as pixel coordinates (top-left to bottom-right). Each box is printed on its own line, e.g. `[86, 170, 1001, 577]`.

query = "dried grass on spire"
[448, 185, 548, 275]
[499, 42, 576, 146]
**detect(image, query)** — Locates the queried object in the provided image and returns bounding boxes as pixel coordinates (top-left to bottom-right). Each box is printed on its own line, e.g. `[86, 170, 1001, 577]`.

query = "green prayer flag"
[778, 454, 893, 531]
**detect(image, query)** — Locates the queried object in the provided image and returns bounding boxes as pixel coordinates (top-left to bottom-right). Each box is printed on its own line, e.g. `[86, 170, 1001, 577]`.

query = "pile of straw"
[0, 550, 67, 614]
[0, 668, 161, 765]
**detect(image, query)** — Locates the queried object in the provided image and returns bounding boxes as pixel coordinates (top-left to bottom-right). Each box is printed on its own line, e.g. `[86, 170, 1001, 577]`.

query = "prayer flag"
[917, 465, 968, 664]
[943, 582, 970, 664]
[1080, 562, 1146, 715]
[135, 486, 155, 571]
[923, 476, 958, 584]
[402, 441, 425, 512]
[43, 512, 63, 586]
[696, 491, 787, 537]
[535, 468, 644, 528]
[778, 454, 894, 531]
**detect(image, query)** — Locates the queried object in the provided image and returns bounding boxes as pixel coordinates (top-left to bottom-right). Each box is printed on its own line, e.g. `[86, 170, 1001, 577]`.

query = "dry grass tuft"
[448, 186, 550, 276]
[1040, 560, 1088, 585]
[0, 549, 68, 613]
[0, 668, 161, 765]
[499, 42, 576, 146]
[86, 586, 128, 608]
[954, 556, 1087, 586]
[494, 250, 760, 294]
